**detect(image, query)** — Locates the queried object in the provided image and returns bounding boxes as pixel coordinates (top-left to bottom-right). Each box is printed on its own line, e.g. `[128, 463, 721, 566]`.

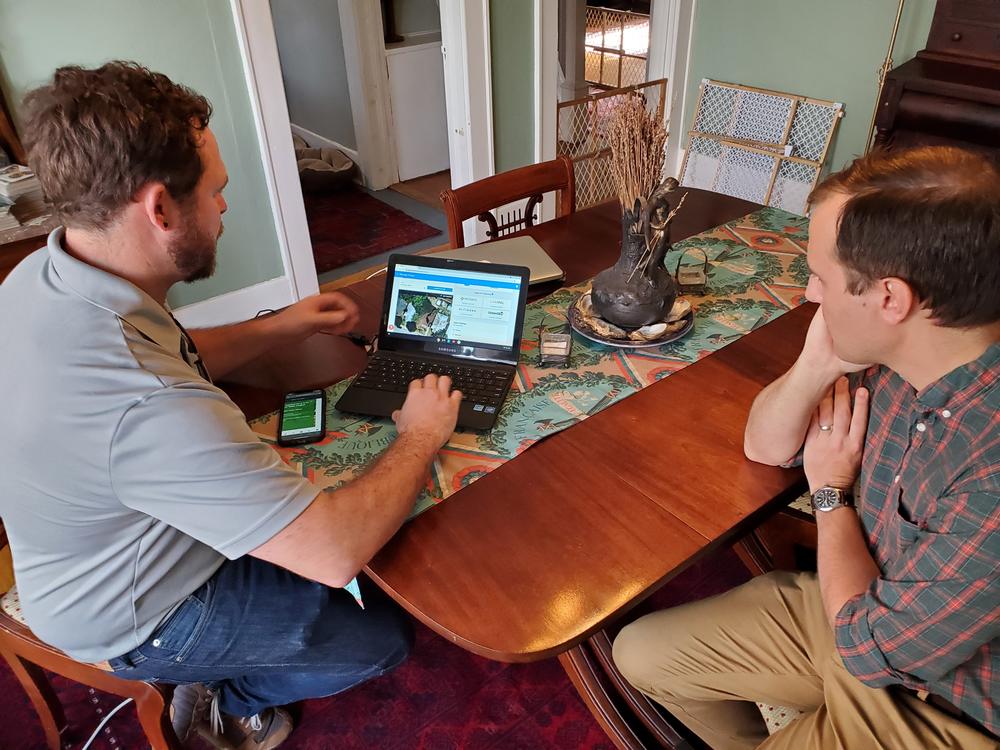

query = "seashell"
[633, 322, 668, 340]
[666, 297, 692, 323]
[663, 318, 687, 333]
[590, 317, 628, 339]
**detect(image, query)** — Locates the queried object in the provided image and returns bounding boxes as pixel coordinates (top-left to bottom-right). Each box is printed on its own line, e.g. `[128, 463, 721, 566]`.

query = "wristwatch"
[810, 486, 855, 513]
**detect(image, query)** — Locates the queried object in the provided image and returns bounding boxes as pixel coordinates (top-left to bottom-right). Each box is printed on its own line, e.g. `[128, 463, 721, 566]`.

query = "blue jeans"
[108, 556, 413, 717]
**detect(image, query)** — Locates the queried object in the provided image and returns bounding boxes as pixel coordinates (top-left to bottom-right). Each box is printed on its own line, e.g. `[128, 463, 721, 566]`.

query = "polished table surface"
[223, 189, 810, 664]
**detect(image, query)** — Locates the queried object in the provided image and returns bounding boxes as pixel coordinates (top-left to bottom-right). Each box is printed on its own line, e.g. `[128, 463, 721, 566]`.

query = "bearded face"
[168, 202, 224, 282]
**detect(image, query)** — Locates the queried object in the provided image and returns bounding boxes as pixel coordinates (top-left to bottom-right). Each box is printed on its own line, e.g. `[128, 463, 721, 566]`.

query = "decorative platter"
[567, 293, 695, 349]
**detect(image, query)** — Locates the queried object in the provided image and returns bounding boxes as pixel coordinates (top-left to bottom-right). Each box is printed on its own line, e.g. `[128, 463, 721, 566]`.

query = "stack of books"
[0, 164, 48, 226]
[0, 195, 19, 232]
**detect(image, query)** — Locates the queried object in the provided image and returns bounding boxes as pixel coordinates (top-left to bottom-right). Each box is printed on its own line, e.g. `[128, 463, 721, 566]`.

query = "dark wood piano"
[875, 0, 1000, 159]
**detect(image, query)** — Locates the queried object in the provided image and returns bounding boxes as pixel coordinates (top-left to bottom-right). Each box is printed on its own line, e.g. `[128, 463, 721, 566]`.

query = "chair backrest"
[440, 155, 576, 248]
[0, 519, 11, 595]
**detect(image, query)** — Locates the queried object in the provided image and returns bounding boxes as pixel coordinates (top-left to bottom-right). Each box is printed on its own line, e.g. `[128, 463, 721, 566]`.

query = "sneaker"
[170, 683, 214, 744]
[196, 706, 294, 750]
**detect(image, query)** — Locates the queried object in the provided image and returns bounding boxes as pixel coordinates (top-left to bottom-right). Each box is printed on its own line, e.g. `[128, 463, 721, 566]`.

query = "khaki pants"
[612, 571, 998, 750]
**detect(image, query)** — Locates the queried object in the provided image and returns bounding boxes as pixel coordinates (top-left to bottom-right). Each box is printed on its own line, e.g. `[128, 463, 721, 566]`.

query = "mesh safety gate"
[680, 80, 843, 215]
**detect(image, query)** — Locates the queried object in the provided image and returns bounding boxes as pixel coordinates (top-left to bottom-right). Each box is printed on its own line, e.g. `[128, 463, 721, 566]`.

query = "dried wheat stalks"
[609, 93, 667, 215]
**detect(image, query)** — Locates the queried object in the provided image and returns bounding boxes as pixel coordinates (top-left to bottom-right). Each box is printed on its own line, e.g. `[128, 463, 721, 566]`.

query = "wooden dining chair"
[735, 489, 818, 576]
[0, 519, 182, 750]
[439, 155, 576, 248]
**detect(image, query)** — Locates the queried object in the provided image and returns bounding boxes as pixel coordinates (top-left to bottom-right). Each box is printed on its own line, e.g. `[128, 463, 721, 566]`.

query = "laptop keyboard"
[353, 354, 512, 406]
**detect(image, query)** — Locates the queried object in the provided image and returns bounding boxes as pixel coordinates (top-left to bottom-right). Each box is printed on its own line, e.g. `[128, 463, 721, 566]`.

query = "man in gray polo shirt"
[0, 62, 462, 749]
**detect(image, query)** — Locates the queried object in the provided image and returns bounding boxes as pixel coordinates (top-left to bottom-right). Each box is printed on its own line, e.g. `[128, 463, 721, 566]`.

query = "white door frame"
[534, 0, 558, 222]
[227, 0, 494, 300]
[440, 0, 495, 190]
[648, 0, 698, 177]
[226, 0, 319, 305]
[338, 0, 399, 190]
[440, 0, 495, 244]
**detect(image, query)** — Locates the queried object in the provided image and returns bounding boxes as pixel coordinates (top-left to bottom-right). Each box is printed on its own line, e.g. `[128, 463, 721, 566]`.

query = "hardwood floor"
[388, 170, 450, 211]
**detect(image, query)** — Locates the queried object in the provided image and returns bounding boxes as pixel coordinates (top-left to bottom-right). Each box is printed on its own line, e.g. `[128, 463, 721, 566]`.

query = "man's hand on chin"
[800, 308, 873, 383]
[280, 291, 361, 339]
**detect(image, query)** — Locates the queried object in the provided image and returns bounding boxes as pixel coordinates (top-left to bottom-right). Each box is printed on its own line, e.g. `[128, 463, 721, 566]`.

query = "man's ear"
[135, 182, 174, 232]
[878, 276, 918, 324]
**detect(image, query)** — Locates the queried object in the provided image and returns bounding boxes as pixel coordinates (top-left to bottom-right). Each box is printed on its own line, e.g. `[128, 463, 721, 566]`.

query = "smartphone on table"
[277, 389, 327, 447]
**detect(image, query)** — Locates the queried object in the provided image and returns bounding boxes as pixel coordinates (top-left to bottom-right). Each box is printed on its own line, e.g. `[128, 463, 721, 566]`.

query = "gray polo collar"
[46, 227, 183, 356]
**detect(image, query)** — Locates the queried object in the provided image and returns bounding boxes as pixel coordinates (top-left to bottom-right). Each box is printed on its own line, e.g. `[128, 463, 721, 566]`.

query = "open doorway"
[582, 1, 651, 93]
[380, 0, 452, 214]
[557, 1, 656, 209]
[381, 0, 451, 212]
[555, 0, 694, 207]
[268, 0, 448, 288]
[557, 1, 654, 108]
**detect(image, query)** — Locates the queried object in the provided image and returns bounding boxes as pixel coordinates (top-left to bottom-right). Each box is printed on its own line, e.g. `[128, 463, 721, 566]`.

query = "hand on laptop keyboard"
[391, 373, 462, 448]
[353, 355, 510, 406]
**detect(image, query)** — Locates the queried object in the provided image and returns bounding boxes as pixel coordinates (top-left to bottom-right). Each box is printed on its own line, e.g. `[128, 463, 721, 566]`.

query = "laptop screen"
[381, 256, 529, 364]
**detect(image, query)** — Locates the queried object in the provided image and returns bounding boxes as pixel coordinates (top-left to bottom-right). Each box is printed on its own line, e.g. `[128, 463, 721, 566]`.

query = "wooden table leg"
[734, 532, 774, 577]
[559, 644, 646, 750]
[559, 633, 701, 749]
[589, 631, 696, 749]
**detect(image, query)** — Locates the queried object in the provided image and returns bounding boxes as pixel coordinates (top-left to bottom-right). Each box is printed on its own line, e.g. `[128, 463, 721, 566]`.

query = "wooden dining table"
[222, 188, 812, 749]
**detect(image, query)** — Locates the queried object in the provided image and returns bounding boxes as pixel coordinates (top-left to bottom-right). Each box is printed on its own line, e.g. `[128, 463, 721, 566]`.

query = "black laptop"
[336, 253, 531, 430]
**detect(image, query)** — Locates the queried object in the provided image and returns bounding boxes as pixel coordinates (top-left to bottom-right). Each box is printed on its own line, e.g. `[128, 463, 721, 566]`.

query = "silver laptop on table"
[432, 236, 564, 285]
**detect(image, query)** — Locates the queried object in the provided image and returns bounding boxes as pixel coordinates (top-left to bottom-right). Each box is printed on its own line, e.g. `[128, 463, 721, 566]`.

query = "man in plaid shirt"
[614, 146, 999, 749]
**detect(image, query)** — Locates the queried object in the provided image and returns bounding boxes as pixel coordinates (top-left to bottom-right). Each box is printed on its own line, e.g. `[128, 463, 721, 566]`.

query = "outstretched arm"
[187, 291, 360, 380]
[250, 373, 462, 587]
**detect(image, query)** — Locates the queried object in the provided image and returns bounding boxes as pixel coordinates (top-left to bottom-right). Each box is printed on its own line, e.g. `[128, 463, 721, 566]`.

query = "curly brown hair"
[22, 61, 212, 229]
[809, 146, 1000, 328]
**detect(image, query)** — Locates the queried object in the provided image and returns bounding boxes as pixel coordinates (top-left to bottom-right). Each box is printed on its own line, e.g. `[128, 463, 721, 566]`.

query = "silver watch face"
[812, 487, 844, 512]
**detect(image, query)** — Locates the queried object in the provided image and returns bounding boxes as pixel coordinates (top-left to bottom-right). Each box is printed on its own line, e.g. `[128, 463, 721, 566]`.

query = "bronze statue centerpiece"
[589, 94, 687, 332]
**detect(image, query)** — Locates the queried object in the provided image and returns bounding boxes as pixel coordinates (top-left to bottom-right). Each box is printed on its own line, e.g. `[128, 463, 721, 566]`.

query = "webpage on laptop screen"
[386, 264, 522, 350]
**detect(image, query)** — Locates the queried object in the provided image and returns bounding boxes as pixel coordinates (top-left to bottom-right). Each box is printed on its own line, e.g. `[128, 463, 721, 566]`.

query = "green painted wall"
[490, 0, 535, 173]
[683, 0, 937, 173]
[0, 0, 285, 308]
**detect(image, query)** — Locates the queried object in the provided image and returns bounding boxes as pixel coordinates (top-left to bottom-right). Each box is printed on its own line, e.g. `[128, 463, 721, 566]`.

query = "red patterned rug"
[1, 549, 749, 749]
[305, 189, 442, 275]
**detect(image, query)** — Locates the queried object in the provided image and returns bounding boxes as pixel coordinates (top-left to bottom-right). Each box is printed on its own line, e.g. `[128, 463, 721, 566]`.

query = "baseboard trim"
[289, 123, 360, 164]
[173, 276, 295, 328]
[403, 29, 441, 42]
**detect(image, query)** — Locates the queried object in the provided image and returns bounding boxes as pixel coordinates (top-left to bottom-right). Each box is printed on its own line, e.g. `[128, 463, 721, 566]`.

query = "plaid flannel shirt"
[829, 343, 999, 736]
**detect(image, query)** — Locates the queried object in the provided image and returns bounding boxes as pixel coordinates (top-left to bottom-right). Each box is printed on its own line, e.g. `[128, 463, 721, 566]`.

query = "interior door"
[386, 41, 450, 181]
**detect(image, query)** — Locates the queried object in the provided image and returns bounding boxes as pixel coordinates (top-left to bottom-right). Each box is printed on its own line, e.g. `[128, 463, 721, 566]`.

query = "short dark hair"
[809, 146, 1000, 328]
[22, 61, 212, 229]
